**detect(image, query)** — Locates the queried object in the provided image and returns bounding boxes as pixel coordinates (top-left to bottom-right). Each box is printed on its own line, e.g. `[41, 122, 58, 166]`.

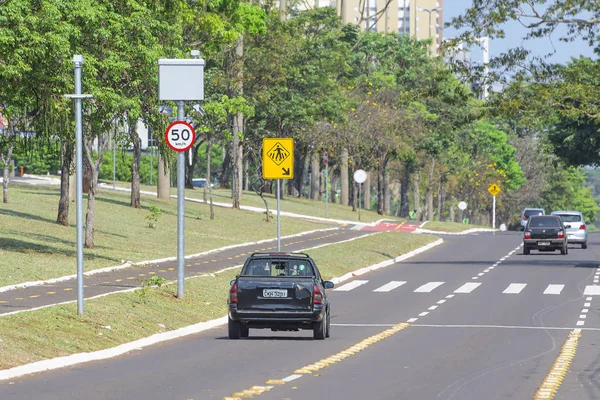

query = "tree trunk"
[244, 156, 249, 191]
[413, 172, 421, 220]
[449, 203, 455, 222]
[351, 180, 357, 212]
[1, 119, 14, 204]
[341, 148, 348, 206]
[363, 171, 370, 210]
[300, 153, 310, 197]
[84, 135, 107, 249]
[400, 163, 411, 217]
[57, 139, 73, 225]
[231, 35, 244, 209]
[310, 152, 319, 200]
[384, 168, 390, 215]
[426, 188, 434, 221]
[157, 151, 170, 200]
[130, 130, 141, 208]
[219, 143, 231, 189]
[377, 163, 385, 215]
[437, 183, 445, 222]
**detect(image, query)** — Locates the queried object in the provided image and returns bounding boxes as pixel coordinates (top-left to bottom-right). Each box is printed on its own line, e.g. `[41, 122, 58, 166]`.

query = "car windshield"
[243, 260, 315, 277]
[524, 210, 544, 217]
[529, 217, 560, 228]
[555, 214, 581, 223]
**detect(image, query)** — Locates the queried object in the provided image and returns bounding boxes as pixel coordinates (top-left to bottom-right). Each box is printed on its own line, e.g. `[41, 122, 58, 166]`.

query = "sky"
[442, 0, 596, 66]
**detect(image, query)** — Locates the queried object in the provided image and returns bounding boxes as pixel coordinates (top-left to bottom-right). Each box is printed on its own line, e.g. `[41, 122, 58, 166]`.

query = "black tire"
[523, 246, 530, 255]
[325, 309, 331, 338]
[313, 315, 326, 340]
[582, 242, 588, 249]
[240, 323, 249, 338]
[561, 245, 567, 255]
[228, 317, 241, 339]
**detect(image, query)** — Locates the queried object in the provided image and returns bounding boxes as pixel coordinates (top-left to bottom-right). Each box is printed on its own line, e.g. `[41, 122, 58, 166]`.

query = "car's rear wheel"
[313, 313, 326, 340]
[582, 242, 588, 249]
[325, 309, 331, 338]
[523, 246, 530, 255]
[240, 324, 249, 338]
[228, 317, 241, 339]
[561, 245, 567, 255]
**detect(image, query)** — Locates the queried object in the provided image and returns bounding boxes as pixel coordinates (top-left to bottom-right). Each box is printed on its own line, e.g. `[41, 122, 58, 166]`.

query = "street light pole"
[416, 6, 441, 56]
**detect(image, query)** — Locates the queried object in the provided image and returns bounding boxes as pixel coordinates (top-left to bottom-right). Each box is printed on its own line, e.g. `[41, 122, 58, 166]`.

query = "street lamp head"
[72, 54, 84, 65]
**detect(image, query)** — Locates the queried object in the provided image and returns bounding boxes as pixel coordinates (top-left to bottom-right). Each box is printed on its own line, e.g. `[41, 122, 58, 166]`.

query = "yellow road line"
[47, 292, 56, 295]
[533, 331, 580, 399]
[395, 222, 405, 230]
[29, 295, 40, 298]
[63, 288, 73, 291]
[223, 322, 410, 400]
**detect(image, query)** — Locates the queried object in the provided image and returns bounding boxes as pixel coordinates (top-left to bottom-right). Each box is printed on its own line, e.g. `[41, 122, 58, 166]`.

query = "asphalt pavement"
[3, 231, 600, 399]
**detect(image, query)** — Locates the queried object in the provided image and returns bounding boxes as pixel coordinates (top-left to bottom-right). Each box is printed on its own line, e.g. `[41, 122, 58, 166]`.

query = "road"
[3, 231, 599, 399]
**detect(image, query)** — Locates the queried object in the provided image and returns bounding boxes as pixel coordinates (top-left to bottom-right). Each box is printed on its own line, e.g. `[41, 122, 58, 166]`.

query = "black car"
[523, 215, 569, 255]
[227, 252, 334, 340]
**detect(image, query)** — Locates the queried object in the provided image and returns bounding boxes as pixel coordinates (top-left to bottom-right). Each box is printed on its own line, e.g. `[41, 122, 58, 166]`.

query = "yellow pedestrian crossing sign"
[262, 138, 294, 180]
[488, 183, 501, 196]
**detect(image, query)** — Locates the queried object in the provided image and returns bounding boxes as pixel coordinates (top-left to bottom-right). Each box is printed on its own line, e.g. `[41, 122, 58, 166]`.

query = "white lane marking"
[282, 374, 303, 383]
[418, 312, 429, 317]
[373, 281, 406, 292]
[478, 273, 485, 276]
[334, 280, 369, 291]
[471, 277, 479, 280]
[503, 283, 527, 294]
[489, 266, 495, 270]
[584, 286, 600, 296]
[574, 328, 582, 334]
[407, 318, 418, 323]
[428, 306, 438, 310]
[577, 321, 585, 326]
[580, 315, 587, 319]
[437, 300, 446, 304]
[543, 284, 565, 295]
[454, 282, 482, 294]
[483, 269, 490, 273]
[582, 309, 589, 313]
[412, 324, 594, 331]
[414, 282, 444, 293]
[446, 294, 455, 299]
[585, 303, 591, 307]
[587, 297, 593, 301]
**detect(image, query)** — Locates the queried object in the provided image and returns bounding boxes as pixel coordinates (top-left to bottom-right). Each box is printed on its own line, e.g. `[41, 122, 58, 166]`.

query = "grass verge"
[0, 231, 438, 370]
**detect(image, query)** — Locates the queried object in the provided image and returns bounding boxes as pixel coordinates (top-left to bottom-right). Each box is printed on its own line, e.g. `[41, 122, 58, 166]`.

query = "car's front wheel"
[582, 242, 588, 249]
[325, 309, 331, 338]
[523, 246, 530, 255]
[561, 244, 568, 255]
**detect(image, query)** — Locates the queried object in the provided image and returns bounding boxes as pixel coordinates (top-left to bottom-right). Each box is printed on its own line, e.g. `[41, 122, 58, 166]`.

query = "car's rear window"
[524, 210, 544, 217]
[555, 214, 582, 223]
[242, 259, 315, 277]
[529, 217, 560, 228]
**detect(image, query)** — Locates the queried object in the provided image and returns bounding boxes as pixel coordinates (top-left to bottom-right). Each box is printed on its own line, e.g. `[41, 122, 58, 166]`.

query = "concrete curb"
[0, 237, 443, 381]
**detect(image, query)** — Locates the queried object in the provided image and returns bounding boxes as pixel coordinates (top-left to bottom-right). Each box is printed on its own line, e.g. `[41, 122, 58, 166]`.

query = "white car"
[551, 211, 588, 249]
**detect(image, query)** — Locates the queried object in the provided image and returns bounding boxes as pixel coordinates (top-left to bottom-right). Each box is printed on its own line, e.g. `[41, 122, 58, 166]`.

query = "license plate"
[568, 235, 576, 239]
[538, 241, 550, 246]
[263, 289, 287, 298]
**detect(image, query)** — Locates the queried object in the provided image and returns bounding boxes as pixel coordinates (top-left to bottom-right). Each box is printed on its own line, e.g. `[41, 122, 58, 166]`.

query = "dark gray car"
[523, 215, 568, 255]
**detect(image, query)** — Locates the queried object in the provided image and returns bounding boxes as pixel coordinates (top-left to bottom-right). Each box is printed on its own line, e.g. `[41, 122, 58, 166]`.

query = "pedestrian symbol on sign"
[267, 142, 290, 166]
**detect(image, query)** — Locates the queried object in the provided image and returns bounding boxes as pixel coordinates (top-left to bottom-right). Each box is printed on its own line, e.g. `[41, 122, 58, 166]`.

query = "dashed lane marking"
[373, 281, 406, 292]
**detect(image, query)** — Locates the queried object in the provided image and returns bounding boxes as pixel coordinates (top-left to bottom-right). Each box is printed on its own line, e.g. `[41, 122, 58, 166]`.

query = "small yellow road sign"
[488, 183, 501, 196]
[262, 138, 294, 180]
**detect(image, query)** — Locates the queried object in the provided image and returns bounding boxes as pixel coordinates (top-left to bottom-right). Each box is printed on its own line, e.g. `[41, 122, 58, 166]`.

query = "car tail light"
[557, 231, 564, 238]
[580, 224, 586, 230]
[313, 285, 323, 305]
[229, 283, 238, 304]
[523, 216, 527, 220]
[524, 232, 531, 239]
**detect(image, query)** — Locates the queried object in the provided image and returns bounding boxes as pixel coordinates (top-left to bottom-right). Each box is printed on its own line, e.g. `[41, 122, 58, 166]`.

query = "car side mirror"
[323, 281, 334, 289]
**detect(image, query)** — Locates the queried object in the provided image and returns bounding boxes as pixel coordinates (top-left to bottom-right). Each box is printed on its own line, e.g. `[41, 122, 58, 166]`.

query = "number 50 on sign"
[165, 121, 196, 152]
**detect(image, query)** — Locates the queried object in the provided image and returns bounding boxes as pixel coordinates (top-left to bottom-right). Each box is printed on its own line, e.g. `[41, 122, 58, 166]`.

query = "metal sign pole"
[492, 195, 496, 229]
[277, 179, 281, 252]
[177, 101, 185, 298]
[358, 184, 361, 222]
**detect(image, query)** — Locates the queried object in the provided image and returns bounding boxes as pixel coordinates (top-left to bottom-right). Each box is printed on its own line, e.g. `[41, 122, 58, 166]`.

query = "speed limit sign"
[165, 121, 196, 152]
